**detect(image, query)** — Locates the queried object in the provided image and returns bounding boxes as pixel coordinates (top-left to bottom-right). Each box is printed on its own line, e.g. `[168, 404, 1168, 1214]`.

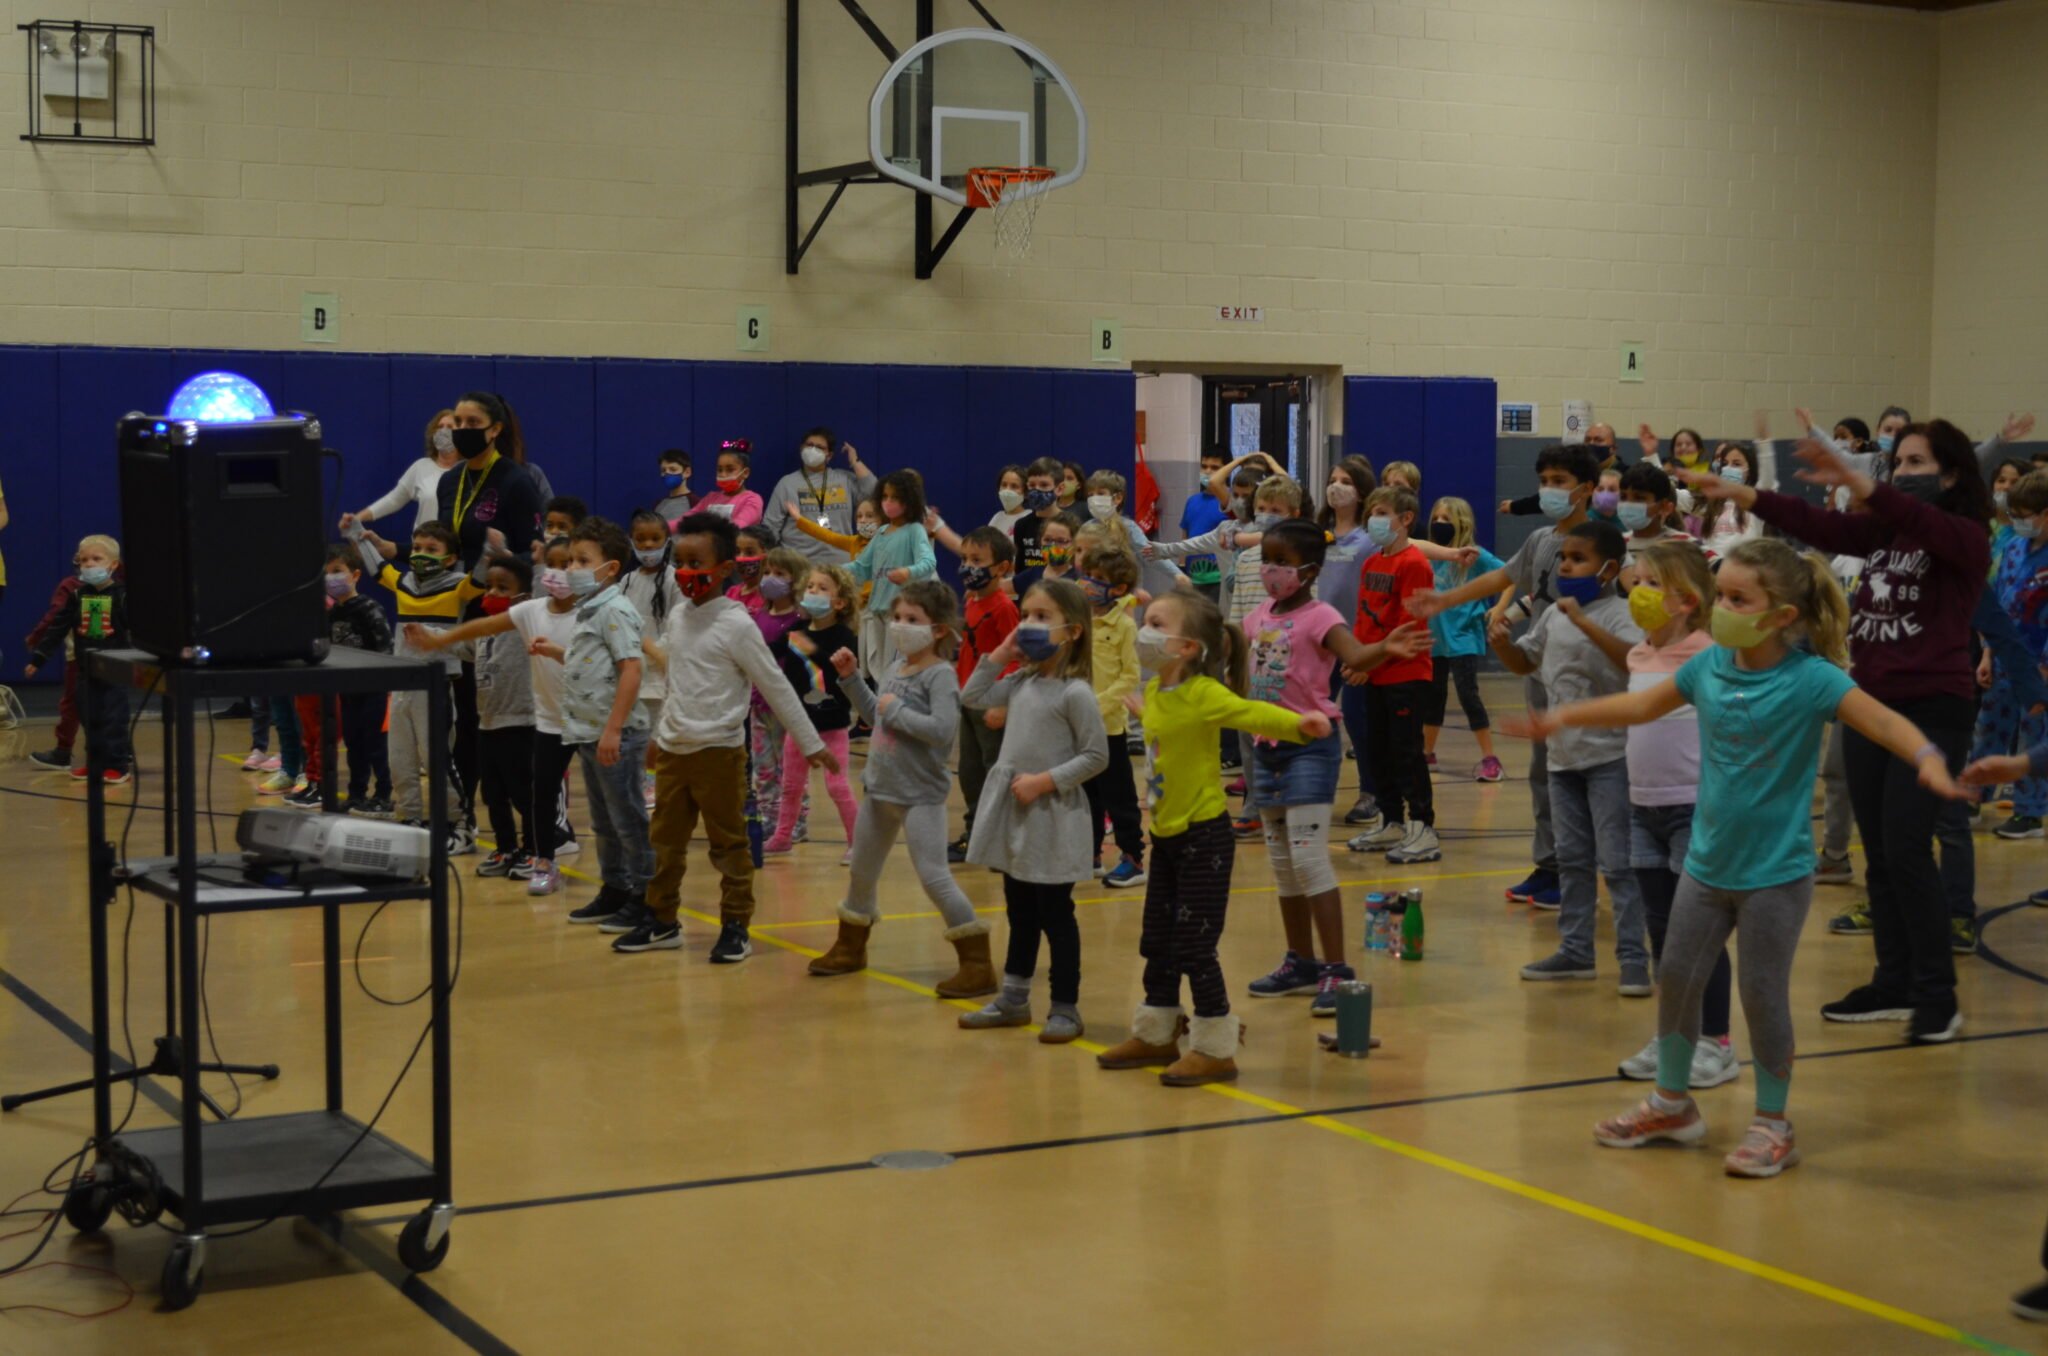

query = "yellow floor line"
[529, 845, 2015, 1355]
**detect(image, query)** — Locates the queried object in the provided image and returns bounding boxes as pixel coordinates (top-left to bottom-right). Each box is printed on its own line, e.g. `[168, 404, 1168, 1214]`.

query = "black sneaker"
[476, 851, 516, 878]
[611, 918, 683, 953]
[354, 794, 395, 820]
[1995, 814, 2044, 840]
[1951, 918, 1979, 955]
[947, 836, 968, 865]
[1820, 985, 1911, 1023]
[284, 780, 324, 809]
[1907, 1000, 1962, 1044]
[27, 747, 71, 770]
[709, 922, 752, 964]
[1309, 963, 1356, 1017]
[2011, 1278, 2048, 1322]
[566, 888, 626, 925]
[599, 901, 653, 935]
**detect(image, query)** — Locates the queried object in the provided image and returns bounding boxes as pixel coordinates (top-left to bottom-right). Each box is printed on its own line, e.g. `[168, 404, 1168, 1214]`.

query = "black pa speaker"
[117, 413, 330, 666]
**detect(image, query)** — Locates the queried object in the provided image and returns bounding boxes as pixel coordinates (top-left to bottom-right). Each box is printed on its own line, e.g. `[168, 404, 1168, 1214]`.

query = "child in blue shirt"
[1423, 496, 1507, 781]
[1967, 469, 2048, 837]
[847, 469, 937, 680]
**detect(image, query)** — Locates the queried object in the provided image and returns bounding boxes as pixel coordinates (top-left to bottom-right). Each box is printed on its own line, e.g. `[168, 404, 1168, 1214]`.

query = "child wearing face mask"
[847, 470, 938, 682]
[1057, 461, 1086, 512]
[1006, 457, 1068, 591]
[25, 534, 133, 784]
[1698, 443, 1767, 554]
[812, 582, 999, 997]
[525, 518, 657, 937]
[449, 555, 539, 877]
[959, 579, 1110, 1043]
[623, 510, 682, 802]
[726, 526, 773, 614]
[1420, 497, 1506, 781]
[1613, 542, 1737, 1091]
[1489, 521, 1648, 990]
[1590, 469, 1623, 526]
[628, 514, 841, 959]
[746, 547, 813, 852]
[1084, 469, 1184, 596]
[990, 465, 1029, 535]
[767, 564, 862, 859]
[1349, 487, 1444, 864]
[951, 527, 1020, 861]
[1244, 518, 1430, 1013]
[1967, 469, 2048, 840]
[655, 449, 692, 524]
[1074, 543, 1147, 888]
[1518, 538, 1962, 1178]
[690, 440, 763, 529]
[347, 515, 485, 852]
[321, 544, 395, 819]
[1094, 591, 1326, 1087]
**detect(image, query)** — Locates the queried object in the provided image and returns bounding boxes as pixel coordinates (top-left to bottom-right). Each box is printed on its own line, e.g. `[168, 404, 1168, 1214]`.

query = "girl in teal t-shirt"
[1510, 538, 1965, 1180]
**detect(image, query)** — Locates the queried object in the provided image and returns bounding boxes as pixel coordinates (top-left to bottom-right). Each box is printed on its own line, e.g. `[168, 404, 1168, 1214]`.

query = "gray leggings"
[843, 798, 989, 937]
[1659, 871, 1813, 1109]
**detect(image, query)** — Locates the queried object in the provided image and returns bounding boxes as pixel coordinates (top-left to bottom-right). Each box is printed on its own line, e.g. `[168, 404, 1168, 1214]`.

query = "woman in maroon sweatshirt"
[1682, 422, 1990, 1044]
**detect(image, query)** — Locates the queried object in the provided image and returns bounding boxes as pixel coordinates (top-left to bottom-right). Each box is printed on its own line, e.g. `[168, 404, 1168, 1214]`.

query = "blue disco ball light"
[166, 370, 275, 424]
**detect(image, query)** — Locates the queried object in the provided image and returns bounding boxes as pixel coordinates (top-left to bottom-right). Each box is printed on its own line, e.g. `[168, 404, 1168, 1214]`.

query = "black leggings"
[1083, 739, 1145, 865]
[1425, 654, 1489, 730]
[1844, 705, 1970, 1008]
[480, 724, 536, 857]
[530, 730, 578, 860]
[1141, 813, 1235, 1018]
[1365, 681, 1432, 826]
[452, 663, 480, 822]
[338, 692, 391, 800]
[1637, 865, 1730, 1038]
[1002, 875, 1080, 1005]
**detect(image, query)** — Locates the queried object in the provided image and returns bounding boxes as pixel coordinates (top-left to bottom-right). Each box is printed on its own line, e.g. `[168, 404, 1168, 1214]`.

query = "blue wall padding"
[1344, 375, 1499, 551]
[0, 346, 1136, 682]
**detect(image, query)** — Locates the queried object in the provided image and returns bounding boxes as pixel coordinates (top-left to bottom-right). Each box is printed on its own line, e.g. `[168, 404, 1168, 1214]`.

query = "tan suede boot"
[1160, 1014, 1244, 1086]
[1096, 1006, 1187, 1070]
[934, 932, 997, 999]
[807, 918, 870, 976]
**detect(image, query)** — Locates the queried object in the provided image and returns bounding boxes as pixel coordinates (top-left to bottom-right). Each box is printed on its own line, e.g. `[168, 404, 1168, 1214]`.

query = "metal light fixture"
[19, 20, 155, 145]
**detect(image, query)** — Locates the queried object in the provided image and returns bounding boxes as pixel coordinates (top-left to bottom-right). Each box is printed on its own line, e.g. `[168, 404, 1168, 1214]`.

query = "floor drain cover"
[870, 1150, 955, 1171]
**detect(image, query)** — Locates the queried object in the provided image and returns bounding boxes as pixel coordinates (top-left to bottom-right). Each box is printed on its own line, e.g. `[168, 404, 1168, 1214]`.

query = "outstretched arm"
[1501, 679, 1686, 739]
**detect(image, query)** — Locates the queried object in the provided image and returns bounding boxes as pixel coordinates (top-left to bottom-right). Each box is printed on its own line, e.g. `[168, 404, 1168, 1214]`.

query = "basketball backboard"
[867, 29, 1086, 207]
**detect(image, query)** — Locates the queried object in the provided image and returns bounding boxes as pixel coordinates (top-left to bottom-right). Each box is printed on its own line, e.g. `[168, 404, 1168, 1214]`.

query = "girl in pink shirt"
[685, 440, 765, 529]
[1617, 541, 1733, 1091]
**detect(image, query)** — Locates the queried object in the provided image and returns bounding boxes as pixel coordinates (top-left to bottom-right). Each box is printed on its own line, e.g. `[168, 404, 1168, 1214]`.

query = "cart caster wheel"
[62, 1179, 113, 1234]
[398, 1210, 450, 1273]
[160, 1240, 204, 1311]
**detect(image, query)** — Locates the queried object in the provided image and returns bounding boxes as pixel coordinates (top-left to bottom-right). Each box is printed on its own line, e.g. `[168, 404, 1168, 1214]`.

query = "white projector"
[236, 808, 432, 881]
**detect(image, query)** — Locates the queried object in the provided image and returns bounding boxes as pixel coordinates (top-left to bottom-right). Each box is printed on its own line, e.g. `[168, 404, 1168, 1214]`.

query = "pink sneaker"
[241, 749, 267, 772]
[1475, 756, 1504, 783]
[1593, 1097, 1705, 1149]
[260, 754, 283, 773]
[1724, 1118, 1800, 1178]
[762, 837, 794, 855]
[526, 861, 562, 896]
[1224, 776, 1246, 796]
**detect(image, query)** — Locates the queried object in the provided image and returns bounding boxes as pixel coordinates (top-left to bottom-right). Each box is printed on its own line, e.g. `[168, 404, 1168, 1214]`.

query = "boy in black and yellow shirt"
[25, 533, 131, 784]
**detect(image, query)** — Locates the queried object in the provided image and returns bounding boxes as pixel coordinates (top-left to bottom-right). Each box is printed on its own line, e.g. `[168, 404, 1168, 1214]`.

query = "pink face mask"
[540, 568, 573, 600]
[1259, 562, 1303, 601]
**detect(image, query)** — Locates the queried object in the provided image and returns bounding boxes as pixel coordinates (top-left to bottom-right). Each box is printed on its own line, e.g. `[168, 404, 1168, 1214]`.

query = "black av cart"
[64, 647, 455, 1310]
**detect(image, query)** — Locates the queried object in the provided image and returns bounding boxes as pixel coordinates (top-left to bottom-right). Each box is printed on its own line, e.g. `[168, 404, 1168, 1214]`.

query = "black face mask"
[1428, 521, 1457, 546]
[1891, 473, 1944, 504]
[451, 427, 490, 458]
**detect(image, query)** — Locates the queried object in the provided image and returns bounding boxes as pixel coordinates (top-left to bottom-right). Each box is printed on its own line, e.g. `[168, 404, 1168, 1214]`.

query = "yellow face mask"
[1628, 584, 1673, 633]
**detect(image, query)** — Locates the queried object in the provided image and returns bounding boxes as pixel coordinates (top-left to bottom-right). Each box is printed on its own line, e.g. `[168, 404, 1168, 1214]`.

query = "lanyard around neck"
[452, 452, 500, 529]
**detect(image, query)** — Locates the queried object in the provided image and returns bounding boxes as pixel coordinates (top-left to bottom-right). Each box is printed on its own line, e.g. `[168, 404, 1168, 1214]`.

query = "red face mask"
[674, 566, 720, 603]
[479, 594, 514, 616]
[716, 477, 744, 495]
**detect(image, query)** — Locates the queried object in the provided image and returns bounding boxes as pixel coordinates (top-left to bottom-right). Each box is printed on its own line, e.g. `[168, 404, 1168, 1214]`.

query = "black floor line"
[1972, 901, 2048, 988]
[0, 965, 514, 1356]
[0, 780, 242, 821]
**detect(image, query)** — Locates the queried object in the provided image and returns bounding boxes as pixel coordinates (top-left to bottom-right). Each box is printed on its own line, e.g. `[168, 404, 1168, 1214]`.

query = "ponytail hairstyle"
[1724, 538, 1849, 668]
[894, 578, 961, 660]
[1636, 541, 1715, 635]
[457, 391, 525, 464]
[1163, 588, 1249, 695]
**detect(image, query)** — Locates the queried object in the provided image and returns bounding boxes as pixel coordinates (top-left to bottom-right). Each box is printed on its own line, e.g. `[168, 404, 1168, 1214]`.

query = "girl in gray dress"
[960, 578, 1109, 1043]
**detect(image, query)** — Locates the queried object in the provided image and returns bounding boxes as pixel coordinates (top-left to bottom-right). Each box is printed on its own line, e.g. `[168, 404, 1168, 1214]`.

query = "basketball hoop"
[967, 166, 1056, 262]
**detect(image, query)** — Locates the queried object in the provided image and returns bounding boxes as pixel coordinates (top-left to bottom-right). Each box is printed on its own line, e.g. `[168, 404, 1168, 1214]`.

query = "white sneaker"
[1347, 820, 1407, 853]
[1385, 822, 1440, 864]
[259, 754, 282, 773]
[556, 838, 580, 858]
[240, 749, 267, 772]
[447, 825, 477, 857]
[1691, 1038, 1741, 1089]
[1618, 1036, 1660, 1081]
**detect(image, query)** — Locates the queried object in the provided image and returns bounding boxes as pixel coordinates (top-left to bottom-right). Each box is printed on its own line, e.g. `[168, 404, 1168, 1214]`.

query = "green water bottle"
[1400, 890, 1424, 961]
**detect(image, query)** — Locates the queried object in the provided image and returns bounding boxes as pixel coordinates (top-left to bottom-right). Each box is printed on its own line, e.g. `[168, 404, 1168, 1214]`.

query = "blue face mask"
[1075, 575, 1113, 608]
[1876, 433, 1896, 455]
[1719, 465, 1746, 485]
[1365, 515, 1397, 547]
[634, 545, 667, 569]
[2014, 516, 2042, 540]
[1015, 622, 1064, 662]
[80, 566, 112, 588]
[1554, 571, 1610, 606]
[1616, 501, 1651, 533]
[958, 564, 994, 591]
[1253, 512, 1283, 532]
[566, 567, 607, 600]
[1538, 486, 1573, 520]
[1023, 488, 1057, 512]
[660, 472, 684, 495]
[799, 592, 833, 617]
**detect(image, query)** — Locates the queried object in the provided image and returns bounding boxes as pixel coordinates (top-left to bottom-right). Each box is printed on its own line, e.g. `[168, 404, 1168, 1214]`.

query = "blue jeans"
[1550, 759, 1646, 968]
[1335, 671, 1376, 801]
[575, 727, 654, 895]
[268, 695, 303, 779]
[1250, 732, 1342, 810]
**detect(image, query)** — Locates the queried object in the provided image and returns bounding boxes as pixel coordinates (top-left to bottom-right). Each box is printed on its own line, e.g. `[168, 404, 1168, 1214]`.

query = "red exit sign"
[1216, 305, 1264, 323]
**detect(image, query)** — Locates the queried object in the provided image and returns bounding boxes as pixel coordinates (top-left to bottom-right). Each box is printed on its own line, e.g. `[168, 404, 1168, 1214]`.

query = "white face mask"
[801, 444, 830, 471]
[1087, 494, 1115, 522]
[888, 620, 934, 655]
[1135, 625, 1193, 670]
[1324, 482, 1357, 509]
[432, 427, 455, 455]
[998, 487, 1024, 513]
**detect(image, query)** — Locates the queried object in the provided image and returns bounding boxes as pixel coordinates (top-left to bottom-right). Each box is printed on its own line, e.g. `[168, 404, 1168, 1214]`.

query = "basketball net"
[967, 167, 1056, 265]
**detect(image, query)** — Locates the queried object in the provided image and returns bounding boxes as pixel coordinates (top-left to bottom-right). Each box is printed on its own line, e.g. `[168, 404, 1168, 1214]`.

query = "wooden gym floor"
[1, 675, 2046, 1355]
